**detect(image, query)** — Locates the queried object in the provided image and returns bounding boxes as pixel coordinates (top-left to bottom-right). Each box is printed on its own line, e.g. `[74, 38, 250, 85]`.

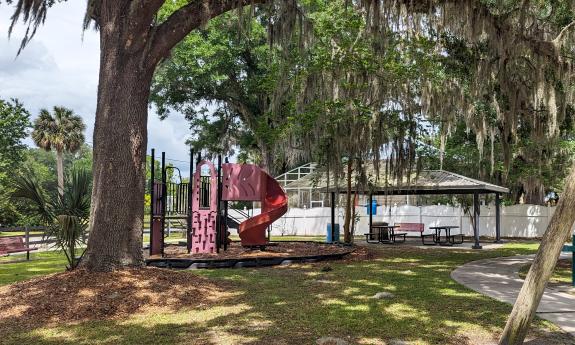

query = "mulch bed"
[0, 268, 229, 332]
[157, 241, 354, 260]
[0, 243, 373, 334]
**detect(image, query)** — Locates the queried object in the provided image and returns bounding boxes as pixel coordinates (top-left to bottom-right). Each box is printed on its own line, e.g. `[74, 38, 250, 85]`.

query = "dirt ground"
[155, 241, 355, 260]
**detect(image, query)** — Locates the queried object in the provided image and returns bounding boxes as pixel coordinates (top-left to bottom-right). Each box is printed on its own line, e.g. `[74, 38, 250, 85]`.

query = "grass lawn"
[142, 233, 186, 244]
[519, 258, 573, 285]
[1, 242, 571, 345]
[0, 251, 69, 285]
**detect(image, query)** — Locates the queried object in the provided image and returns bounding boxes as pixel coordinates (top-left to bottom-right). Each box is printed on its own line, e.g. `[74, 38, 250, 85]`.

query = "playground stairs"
[226, 208, 251, 230]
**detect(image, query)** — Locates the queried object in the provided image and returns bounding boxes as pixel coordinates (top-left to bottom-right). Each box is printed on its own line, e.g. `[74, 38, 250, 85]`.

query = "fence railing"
[0, 226, 56, 248]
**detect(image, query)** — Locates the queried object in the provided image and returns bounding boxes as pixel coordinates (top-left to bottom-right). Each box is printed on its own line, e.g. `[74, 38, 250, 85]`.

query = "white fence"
[235, 204, 575, 238]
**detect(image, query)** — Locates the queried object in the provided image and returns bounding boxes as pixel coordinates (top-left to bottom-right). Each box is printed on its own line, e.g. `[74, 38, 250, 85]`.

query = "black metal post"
[25, 226, 30, 260]
[187, 148, 194, 253]
[369, 194, 373, 233]
[215, 155, 222, 252]
[330, 192, 336, 243]
[495, 192, 503, 243]
[472, 192, 482, 249]
[161, 152, 166, 256]
[149, 149, 155, 256]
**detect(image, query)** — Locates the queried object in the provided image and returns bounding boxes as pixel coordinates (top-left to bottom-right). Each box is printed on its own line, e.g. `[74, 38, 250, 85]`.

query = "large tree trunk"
[56, 149, 64, 196]
[80, 0, 267, 271]
[499, 165, 575, 345]
[82, 7, 154, 271]
[343, 159, 353, 243]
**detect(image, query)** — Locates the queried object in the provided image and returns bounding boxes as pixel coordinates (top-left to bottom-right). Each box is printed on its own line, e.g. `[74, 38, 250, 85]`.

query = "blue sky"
[0, 1, 193, 173]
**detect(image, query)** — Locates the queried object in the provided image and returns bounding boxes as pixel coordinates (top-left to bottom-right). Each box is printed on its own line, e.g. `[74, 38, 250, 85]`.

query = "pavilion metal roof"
[283, 167, 509, 195]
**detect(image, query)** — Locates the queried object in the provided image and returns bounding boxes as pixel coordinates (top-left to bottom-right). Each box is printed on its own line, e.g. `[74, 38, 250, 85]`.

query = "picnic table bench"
[394, 223, 437, 245]
[0, 236, 37, 260]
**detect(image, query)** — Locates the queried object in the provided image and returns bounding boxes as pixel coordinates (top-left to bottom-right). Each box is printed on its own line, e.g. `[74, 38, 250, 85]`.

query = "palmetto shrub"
[13, 167, 91, 269]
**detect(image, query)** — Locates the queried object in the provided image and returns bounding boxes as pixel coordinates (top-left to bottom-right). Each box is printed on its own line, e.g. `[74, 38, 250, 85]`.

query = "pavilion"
[285, 166, 509, 249]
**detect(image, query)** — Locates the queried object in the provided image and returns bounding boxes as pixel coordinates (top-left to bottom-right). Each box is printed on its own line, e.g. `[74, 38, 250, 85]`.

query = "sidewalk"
[452, 254, 575, 336]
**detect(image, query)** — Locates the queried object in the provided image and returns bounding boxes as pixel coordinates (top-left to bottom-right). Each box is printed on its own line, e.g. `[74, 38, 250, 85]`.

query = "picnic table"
[428, 226, 463, 246]
[370, 224, 406, 244]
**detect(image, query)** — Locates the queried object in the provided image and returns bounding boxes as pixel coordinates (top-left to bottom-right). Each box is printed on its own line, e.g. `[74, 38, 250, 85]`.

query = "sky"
[0, 2, 193, 173]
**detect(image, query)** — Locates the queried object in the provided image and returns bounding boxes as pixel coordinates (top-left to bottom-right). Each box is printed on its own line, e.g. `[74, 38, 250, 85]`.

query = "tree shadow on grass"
[2, 245, 572, 345]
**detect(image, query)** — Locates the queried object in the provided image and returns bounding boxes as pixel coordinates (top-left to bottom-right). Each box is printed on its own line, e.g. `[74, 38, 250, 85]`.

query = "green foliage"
[151, 7, 296, 172]
[12, 167, 92, 269]
[2, 146, 93, 226]
[145, 155, 161, 194]
[0, 98, 30, 225]
[420, 30, 575, 204]
[0, 98, 30, 168]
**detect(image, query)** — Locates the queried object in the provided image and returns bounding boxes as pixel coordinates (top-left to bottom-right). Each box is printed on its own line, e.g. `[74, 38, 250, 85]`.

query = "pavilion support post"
[472, 192, 482, 249]
[330, 192, 336, 243]
[495, 192, 503, 243]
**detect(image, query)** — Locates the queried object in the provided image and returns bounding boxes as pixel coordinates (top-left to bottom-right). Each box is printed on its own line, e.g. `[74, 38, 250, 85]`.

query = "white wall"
[252, 204, 575, 238]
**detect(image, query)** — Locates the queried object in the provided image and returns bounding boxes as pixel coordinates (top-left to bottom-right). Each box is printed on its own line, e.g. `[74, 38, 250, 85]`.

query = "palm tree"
[31, 106, 85, 196]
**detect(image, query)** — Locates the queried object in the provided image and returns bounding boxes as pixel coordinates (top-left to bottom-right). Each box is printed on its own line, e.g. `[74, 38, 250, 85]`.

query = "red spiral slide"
[222, 164, 288, 247]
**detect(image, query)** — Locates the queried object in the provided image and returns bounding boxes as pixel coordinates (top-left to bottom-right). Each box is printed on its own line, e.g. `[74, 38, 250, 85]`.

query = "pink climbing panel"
[190, 161, 218, 254]
[222, 163, 266, 201]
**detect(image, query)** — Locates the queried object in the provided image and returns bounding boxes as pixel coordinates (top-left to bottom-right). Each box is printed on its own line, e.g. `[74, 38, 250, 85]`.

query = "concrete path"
[452, 254, 575, 336]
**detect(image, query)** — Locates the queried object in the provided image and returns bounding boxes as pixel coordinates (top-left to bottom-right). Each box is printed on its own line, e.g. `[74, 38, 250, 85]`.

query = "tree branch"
[129, 0, 165, 31]
[148, 0, 267, 67]
[553, 20, 575, 47]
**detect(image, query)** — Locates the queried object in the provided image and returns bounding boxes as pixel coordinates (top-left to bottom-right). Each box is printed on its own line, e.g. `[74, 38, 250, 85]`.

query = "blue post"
[327, 224, 340, 243]
[366, 199, 377, 215]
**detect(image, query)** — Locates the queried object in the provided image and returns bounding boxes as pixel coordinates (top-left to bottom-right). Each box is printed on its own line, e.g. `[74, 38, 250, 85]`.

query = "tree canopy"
[0, 98, 30, 225]
[6, 2, 575, 342]
[151, 7, 293, 173]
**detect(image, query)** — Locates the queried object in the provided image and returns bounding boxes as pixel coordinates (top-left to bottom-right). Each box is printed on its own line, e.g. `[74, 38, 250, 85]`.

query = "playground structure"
[149, 149, 288, 256]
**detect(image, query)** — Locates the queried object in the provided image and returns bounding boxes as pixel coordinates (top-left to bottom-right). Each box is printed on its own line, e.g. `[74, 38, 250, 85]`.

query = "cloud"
[0, 1, 193, 172]
[0, 40, 55, 76]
